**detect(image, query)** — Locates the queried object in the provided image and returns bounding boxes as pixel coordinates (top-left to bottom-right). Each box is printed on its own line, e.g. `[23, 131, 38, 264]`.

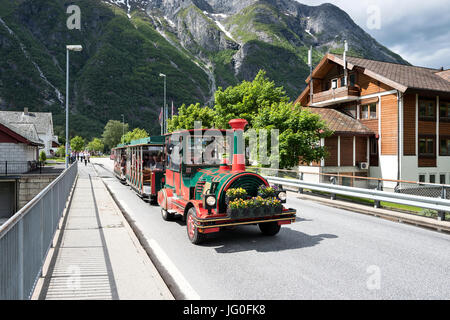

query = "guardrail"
[263, 175, 450, 221]
[0, 161, 78, 300]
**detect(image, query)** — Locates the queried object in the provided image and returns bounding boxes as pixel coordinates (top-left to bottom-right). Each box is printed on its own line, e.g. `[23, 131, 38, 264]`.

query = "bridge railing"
[246, 167, 450, 221]
[0, 161, 78, 300]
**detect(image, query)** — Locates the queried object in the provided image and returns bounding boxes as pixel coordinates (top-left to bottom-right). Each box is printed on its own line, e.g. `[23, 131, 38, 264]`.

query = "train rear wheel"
[186, 208, 205, 244]
[161, 208, 174, 221]
[258, 222, 281, 236]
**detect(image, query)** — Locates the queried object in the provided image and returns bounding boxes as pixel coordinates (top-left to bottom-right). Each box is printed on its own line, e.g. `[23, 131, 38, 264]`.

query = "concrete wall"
[0, 143, 38, 174]
[17, 174, 59, 209]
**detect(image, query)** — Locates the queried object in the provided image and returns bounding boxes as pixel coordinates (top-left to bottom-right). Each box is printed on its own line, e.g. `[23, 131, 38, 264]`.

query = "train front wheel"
[186, 208, 205, 244]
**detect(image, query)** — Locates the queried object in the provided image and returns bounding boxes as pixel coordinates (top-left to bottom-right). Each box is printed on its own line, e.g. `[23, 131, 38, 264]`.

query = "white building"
[0, 118, 43, 220]
[0, 108, 58, 157]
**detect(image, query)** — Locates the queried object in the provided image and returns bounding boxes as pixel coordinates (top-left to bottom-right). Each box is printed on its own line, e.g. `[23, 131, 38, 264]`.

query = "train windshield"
[168, 130, 232, 168]
[187, 131, 231, 166]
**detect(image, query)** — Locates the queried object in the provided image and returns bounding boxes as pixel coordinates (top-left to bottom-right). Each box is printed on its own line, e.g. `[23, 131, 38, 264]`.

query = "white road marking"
[147, 238, 201, 300]
[113, 190, 200, 300]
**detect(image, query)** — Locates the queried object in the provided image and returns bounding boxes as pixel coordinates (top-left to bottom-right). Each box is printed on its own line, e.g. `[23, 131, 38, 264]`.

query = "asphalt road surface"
[92, 158, 450, 299]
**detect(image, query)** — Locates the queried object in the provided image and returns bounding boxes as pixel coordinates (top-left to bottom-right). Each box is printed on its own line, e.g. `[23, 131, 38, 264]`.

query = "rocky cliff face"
[0, 0, 407, 139]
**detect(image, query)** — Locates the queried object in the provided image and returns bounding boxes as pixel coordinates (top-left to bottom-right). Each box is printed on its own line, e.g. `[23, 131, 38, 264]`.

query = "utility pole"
[121, 114, 125, 144]
[308, 46, 313, 106]
[343, 40, 348, 87]
[159, 73, 167, 134]
[65, 45, 83, 169]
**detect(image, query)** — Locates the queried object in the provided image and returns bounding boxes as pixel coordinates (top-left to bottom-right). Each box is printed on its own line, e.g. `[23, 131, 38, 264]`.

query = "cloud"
[296, 0, 450, 69]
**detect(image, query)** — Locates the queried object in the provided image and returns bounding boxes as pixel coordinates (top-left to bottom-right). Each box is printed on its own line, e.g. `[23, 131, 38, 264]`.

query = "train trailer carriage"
[158, 119, 297, 244]
[125, 136, 166, 204]
[112, 144, 128, 183]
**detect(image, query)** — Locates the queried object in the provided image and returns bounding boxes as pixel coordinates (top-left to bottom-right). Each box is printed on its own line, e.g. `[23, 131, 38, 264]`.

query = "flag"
[159, 107, 163, 125]
[171, 101, 174, 118]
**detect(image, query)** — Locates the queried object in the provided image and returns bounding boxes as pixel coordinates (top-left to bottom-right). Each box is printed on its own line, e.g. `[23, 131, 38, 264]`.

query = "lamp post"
[159, 73, 166, 134]
[65, 45, 83, 169]
[121, 114, 125, 144]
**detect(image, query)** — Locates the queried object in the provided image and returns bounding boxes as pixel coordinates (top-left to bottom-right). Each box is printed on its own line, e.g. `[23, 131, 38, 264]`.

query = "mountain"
[0, 0, 408, 140]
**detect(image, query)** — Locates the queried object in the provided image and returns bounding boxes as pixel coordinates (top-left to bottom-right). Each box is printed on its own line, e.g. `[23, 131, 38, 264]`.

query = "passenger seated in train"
[120, 156, 127, 175]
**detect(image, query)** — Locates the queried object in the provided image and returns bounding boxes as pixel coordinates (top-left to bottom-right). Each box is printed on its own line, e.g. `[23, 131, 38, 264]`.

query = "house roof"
[306, 107, 374, 136]
[296, 54, 450, 107]
[334, 54, 450, 94]
[0, 110, 53, 134]
[0, 118, 44, 146]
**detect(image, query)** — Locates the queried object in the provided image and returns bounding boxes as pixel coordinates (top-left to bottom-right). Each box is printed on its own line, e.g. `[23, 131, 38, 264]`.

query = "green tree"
[102, 120, 129, 149]
[56, 145, 65, 158]
[39, 150, 47, 163]
[168, 103, 216, 132]
[168, 70, 331, 168]
[253, 102, 332, 168]
[70, 136, 85, 152]
[87, 138, 105, 154]
[213, 70, 289, 129]
[123, 128, 149, 144]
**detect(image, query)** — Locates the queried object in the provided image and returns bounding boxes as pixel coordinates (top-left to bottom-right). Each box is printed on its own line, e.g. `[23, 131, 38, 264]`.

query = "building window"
[370, 137, 378, 155]
[440, 138, 450, 156]
[419, 99, 436, 120]
[419, 174, 426, 183]
[349, 73, 356, 87]
[340, 76, 346, 87]
[361, 103, 377, 119]
[429, 174, 435, 184]
[440, 101, 450, 120]
[440, 174, 446, 184]
[331, 79, 338, 89]
[419, 137, 435, 156]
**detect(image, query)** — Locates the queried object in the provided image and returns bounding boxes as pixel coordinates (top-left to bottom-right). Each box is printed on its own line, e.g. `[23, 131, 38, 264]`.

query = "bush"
[39, 150, 47, 163]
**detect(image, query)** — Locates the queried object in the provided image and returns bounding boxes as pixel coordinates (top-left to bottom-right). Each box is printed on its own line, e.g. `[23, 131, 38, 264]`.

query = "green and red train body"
[113, 119, 296, 244]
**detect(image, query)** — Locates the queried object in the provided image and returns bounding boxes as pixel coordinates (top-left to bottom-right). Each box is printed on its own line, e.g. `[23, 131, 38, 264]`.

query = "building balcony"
[310, 86, 360, 107]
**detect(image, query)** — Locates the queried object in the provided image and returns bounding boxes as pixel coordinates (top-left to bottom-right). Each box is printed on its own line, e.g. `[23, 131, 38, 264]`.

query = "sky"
[296, 0, 450, 69]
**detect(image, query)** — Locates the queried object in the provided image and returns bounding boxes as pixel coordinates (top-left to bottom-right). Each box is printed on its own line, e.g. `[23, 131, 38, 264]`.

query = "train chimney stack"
[228, 118, 248, 172]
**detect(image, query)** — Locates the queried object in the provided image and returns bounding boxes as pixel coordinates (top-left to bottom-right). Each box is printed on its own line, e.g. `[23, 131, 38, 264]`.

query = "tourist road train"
[111, 119, 297, 244]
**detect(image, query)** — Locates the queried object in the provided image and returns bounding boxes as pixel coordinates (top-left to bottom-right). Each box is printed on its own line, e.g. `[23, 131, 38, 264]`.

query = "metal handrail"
[0, 162, 77, 238]
[248, 166, 450, 188]
[264, 175, 450, 213]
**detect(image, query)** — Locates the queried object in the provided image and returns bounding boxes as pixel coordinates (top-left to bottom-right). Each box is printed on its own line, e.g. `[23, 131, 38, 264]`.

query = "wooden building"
[295, 54, 450, 186]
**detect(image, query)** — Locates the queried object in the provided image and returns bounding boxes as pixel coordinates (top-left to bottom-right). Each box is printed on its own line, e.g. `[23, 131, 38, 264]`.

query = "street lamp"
[121, 114, 125, 144]
[159, 73, 166, 134]
[65, 45, 83, 169]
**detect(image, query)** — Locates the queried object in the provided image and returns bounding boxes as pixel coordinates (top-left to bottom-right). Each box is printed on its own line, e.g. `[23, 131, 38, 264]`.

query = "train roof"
[166, 128, 233, 136]
[128, 135, 165, 147]
[113, 136, 165, 149]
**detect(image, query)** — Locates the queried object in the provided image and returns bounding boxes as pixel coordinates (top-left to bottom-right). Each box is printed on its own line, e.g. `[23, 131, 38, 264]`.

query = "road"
[92, 158, 450, 299]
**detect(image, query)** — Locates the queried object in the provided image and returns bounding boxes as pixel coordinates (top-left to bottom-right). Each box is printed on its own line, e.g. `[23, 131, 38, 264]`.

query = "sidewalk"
[32, 161, 173, 300]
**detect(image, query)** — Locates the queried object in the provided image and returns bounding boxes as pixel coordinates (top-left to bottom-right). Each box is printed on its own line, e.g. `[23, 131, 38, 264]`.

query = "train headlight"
[277, 192, 287, 201]
[206, 195, 216, 207]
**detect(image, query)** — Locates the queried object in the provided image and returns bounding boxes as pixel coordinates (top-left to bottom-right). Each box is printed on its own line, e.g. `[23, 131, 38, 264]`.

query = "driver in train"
[152, 154, 164, 170]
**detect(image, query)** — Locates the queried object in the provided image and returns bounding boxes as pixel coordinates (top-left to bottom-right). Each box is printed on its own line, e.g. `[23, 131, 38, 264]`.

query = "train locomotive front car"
[158, 119, 297, 244]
